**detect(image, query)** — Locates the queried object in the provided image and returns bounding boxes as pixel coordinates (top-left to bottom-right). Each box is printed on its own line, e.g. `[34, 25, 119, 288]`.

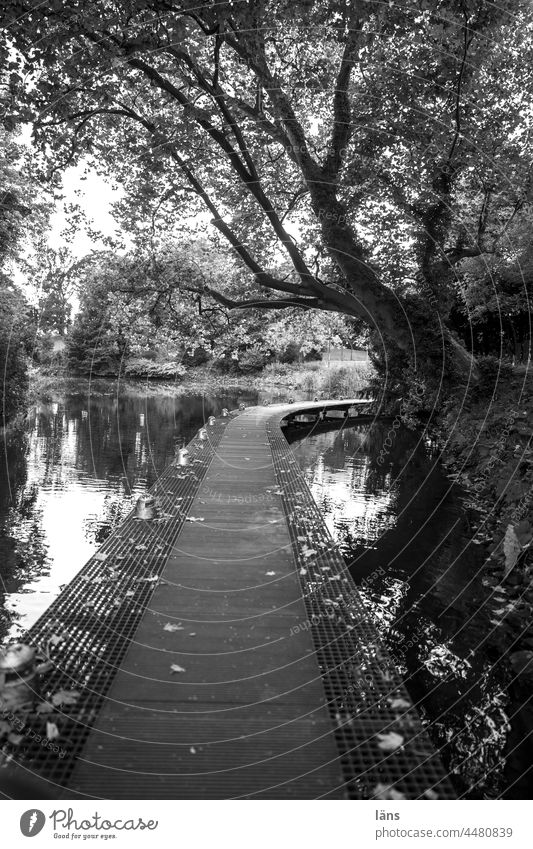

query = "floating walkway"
[0, 400, 455, 800]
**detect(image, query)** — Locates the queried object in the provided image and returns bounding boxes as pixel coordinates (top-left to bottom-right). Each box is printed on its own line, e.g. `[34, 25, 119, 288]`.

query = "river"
[0, 381, 526, 798]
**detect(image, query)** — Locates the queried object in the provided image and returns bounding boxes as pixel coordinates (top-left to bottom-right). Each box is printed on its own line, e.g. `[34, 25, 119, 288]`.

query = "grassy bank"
[252, 360, 373, 397]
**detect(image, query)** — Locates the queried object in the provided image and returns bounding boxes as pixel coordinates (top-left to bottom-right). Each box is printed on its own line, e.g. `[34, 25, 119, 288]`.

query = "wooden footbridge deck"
[0, 400, 455, 800]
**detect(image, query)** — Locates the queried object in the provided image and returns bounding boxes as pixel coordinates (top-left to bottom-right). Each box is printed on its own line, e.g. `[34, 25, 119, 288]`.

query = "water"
[0, 386, 524, 797]
[0, 381, 260, 641]
[289, 421, 523, 799]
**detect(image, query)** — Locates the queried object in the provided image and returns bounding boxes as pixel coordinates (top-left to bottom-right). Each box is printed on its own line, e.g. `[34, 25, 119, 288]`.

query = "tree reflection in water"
[0, 382, 257, 642]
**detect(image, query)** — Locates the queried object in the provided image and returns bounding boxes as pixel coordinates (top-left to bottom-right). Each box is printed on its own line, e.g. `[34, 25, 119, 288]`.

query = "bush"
[124, 358, 186, 379]
[33, 335, 67, 373]
[318, 364, 373, 398]
[183, 346, 209, 366]
[279, 341, 300, 364]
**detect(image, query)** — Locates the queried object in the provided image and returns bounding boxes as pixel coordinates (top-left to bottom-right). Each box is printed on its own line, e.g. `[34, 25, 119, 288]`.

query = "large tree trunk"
[309, 186, 478, 383]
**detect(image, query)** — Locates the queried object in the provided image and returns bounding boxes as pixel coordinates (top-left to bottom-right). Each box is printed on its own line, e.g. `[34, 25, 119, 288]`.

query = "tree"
[0, 126, 48, 419]
[5, 0, 532, 396]
[28, 245, 81, 336]
[450, 207, 533, 362]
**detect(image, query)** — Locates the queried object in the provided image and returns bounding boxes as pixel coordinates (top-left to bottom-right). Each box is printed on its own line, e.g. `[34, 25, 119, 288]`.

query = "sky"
[48, 162, 125, 256]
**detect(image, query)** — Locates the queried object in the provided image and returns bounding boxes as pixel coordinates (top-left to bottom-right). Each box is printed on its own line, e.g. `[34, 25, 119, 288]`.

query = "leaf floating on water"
[170, 664, 186, 674]
[164, 622, 184, 632]
[376, 732, 404, 752]
[389, 698, 411, 710]
[190, 746, 196, 754]
[373, 782, 406, 800]
[51, 689, 80, 707]
[503, 524, 522, 577]
[186, 517, 205, 522]
[265, 571, 276, 576]
[46, 721, 60, 741]
[509, 650, 533, 676]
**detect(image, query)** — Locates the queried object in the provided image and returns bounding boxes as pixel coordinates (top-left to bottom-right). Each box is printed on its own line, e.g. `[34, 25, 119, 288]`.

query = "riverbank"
[437, 363, 533, 679]
[28, 360, 373, 402]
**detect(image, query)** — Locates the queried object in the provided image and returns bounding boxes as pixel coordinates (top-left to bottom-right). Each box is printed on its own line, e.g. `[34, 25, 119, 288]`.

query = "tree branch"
[205, 288, 327, 312]
[322, 38, 358, 181]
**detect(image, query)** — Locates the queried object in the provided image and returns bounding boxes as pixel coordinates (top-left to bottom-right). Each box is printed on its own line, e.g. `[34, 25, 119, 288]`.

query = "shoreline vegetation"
[27, 359, 374, 402]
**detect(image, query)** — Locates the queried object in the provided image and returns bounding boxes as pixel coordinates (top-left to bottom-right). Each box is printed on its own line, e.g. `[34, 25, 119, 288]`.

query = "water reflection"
[290, 421, 512, 799]
[0, 382, 258, 641]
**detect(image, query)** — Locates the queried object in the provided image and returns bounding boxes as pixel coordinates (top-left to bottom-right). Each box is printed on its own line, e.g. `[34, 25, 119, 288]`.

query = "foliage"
[0, 128, 49, 420]
[261, 360, 372, 396]
[0, 278, 32, 420]
[4, 1, 533, 396]
[123, 358, 186, 379]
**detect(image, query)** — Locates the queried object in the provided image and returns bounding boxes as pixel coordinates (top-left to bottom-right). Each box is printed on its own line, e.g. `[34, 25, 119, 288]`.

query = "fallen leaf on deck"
[376, 731, 404, 752]
[51, 689, 80, 707]
[390, 697, 411, 710]
[373, 782, 406, 800]
[49, 632, 68, 647]
[93, 552, 108, 562]
[46, 722, 60, 741]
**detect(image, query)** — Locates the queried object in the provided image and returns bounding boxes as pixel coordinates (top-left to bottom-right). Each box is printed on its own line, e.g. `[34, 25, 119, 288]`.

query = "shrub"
[123, 358, 186, 379]
[236, 349, 271, 374]
[279, 341, 300, 364]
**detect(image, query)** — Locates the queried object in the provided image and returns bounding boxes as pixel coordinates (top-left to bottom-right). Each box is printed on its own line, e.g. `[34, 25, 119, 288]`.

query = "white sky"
[48, 163, 125, 256]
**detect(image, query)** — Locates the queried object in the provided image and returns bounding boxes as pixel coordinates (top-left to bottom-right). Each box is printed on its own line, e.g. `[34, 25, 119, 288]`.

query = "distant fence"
[325, 347, 369, 364]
